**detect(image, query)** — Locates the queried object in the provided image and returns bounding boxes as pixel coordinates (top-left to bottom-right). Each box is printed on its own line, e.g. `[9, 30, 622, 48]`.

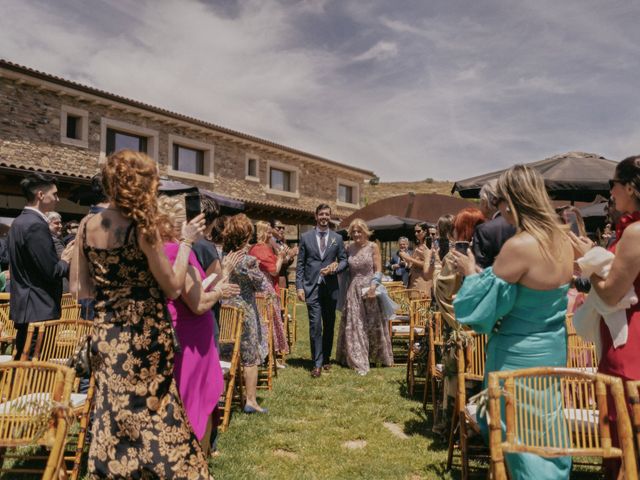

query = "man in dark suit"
[8, 173, 73, 358]
[472, 179, 516, 269]
[296, 204, 347, 377]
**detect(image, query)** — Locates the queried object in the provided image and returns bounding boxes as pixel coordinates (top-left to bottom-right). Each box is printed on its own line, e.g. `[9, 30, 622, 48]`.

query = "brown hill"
[364, 180, 455, 205]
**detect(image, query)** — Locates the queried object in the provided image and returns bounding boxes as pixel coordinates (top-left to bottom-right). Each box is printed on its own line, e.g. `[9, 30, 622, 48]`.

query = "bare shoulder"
[499, 232, 536, 258]
[369, 241, 380, 253]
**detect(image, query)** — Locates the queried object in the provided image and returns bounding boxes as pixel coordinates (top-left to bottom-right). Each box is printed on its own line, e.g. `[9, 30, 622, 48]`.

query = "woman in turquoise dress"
[452, 165, 574, 480]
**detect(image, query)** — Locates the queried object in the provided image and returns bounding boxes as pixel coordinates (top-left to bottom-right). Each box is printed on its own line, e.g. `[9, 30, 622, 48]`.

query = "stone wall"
[0, 74, 368, 218]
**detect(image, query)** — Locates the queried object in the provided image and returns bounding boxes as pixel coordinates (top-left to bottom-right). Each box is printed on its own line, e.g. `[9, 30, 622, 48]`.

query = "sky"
[1, 0, 639, 181]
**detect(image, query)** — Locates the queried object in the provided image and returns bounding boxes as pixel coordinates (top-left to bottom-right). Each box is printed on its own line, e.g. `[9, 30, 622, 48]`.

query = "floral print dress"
[83, 224, 209, 479]
[336, 242, 393, 374]
[223, 254, 268, 366]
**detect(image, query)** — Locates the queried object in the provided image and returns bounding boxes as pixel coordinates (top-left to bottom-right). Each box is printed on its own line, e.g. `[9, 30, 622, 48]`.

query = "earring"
[505, 206, 511, 213]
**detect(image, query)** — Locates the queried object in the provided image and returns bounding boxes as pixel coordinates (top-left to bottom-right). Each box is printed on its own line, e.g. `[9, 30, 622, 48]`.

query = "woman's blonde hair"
[255, 221, 271, 244]
[156, 195, 185, 241]
[496, 165, 566, 257]
[348, 218, 372, 238]
[102, 150, 160, 245]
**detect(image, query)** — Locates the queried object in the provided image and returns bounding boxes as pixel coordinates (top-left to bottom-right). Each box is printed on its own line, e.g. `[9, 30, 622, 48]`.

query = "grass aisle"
[212, 306, 454, 480]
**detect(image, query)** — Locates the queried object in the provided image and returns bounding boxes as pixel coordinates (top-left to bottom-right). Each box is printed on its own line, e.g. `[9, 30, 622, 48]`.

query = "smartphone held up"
[184, 193, 201, 222]
[454, 241, 470, 255]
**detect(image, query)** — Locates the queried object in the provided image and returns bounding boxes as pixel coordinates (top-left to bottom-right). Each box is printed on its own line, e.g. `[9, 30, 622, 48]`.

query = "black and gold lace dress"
[84, 226, 209, 479]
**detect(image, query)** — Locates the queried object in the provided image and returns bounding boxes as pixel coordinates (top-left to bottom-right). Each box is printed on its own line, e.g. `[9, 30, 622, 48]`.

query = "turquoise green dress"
[453, 267, 571, 480]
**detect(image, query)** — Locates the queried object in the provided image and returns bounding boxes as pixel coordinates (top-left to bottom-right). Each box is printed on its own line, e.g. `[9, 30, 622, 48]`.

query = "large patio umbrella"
[452, 152, 617, 202]
[338, 215, 429, 242]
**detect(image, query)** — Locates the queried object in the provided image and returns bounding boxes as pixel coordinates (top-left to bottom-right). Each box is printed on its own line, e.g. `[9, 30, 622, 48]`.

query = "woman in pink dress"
[158, 196, 240, 453]
[249, 221, 289, 358]
[571, 155, 640, 479]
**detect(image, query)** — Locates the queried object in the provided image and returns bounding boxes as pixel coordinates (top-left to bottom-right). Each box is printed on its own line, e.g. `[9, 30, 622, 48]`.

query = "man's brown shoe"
[322, 364, 331, 371]
[311, 368, 322, 378]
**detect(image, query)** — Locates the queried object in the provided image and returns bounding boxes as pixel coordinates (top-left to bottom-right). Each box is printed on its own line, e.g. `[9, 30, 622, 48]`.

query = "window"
[167, 134, 214, 181]
[60, 105, 88, 148]
[247, 158, 257, 177]
[106, 128, 148, 155]
[66, 115, 80, 139]
[266, 161, 298, 197]
[173, 144, 204, 175]
[337, 178, 359, 207]
[100, 118, 159, 162]
[270, 168, 292, 192]
[338, 184, 354, 204]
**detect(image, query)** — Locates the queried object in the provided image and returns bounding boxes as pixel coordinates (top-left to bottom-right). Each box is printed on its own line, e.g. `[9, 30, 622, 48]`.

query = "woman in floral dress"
[221, 214, 269, 413]
[336, 218, 393, 375]
[71, 150, 211, 479]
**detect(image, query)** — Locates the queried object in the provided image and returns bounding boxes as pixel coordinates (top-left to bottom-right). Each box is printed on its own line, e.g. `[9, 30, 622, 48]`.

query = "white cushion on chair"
[563, 408, 599, 431]
[435, 363, 444, 375]
[394, 315, 410, 322]
[0, 355, 12, 363]
[567, 367, 598, 374]
[0, 392, 85, 413]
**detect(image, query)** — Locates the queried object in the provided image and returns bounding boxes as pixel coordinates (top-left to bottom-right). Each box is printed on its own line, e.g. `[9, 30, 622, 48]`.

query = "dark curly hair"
[101, 150, 160, 245]
[222, 214, 253, 252]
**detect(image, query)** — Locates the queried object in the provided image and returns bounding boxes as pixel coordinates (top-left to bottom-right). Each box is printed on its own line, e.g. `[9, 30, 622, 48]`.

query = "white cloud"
[353, 41, 398, 62]
[1, 0, 639, 183]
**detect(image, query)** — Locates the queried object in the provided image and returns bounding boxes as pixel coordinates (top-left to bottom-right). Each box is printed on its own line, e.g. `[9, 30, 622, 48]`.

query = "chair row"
[444, 330, 640, 480]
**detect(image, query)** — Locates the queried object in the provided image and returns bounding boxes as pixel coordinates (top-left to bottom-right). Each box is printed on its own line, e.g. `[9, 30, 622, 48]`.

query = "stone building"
[0, 60, 375, 226]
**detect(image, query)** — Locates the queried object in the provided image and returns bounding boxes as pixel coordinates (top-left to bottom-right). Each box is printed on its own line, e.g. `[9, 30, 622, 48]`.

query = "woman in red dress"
[249, 221, 289, 359]
[572, 155, 640, 478]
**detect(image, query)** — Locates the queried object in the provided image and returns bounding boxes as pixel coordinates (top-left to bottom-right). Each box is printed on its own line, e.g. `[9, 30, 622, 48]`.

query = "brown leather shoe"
[311, 368, 321, 378]
[322, 364, 331, 371]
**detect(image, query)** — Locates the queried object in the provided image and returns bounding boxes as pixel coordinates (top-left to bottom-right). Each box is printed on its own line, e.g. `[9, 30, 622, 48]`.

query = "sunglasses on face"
[609, 178, 626, 189]
[275, 226, 285, 230]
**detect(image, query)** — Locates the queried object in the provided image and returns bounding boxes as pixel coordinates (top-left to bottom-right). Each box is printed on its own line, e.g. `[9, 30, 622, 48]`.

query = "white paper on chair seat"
[464, 403, 479, 427]
[220, 360, 231, 374]
[435, 363, 444, 374]
[563, 408, 599, 431]
[567, 366, 598, 375]
[0, 392, 83, 414]
[0, 355, 12, 363]
[391, 325, 424, 334]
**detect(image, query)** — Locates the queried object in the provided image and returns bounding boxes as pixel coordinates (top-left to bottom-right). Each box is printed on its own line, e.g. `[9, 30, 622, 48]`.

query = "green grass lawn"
[212, 306, 460, 480]
[212, 306, 603, 480]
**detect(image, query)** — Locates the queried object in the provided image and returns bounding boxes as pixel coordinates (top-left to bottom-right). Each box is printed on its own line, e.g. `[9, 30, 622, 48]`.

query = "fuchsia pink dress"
[165, 242, 224, 440]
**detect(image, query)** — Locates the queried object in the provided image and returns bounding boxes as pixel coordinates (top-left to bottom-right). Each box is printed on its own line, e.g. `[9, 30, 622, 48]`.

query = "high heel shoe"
[243, 405, 268, 414]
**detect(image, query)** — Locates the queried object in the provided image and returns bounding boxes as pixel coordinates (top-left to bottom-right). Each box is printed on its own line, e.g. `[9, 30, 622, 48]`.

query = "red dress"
[598, 211, 640, 379]
[598, 211, 640, 478]
[249, 243, 289, 355]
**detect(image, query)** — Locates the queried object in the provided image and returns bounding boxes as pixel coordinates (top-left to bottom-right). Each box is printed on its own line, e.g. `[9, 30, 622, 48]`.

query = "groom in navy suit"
[296, 204, 347, 377]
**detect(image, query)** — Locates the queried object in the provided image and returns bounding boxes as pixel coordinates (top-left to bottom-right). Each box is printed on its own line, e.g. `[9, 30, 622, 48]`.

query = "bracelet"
[180, 239, 193, 248]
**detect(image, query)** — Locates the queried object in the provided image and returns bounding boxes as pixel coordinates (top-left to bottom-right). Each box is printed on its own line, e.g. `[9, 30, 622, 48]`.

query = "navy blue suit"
[296, 229, 347, 368]
[8, 208, 69, 357]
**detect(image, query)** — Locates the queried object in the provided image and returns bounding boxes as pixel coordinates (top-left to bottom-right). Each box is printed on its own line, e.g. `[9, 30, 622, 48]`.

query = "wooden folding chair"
[388, 288, 428, 364]
[279, 287, 290, 353]
[422, 311, 444, 417]
[218, 305, 244, 432]
[255, 294, 276, 390]
[0, 361, 75, 479]
[446, 332, 488, 480]
[0, 304, 16, 359]
[405, 298, 430, 397]
[489, 367, 638, 480]
[565, 314, 598, 373]
[625, 380, 640, 456]
[20, 319, 96, 478]
[60, 305, 81, 321]
[286, 285, 298, 348]
[60, 293, 77, 308]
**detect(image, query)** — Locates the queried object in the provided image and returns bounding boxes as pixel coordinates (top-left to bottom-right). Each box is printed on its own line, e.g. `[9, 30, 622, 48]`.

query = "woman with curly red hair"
[71, 150, 213, 478]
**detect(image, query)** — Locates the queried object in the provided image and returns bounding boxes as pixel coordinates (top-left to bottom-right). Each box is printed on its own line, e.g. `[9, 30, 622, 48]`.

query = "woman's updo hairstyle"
[101, 150, 160, 245]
